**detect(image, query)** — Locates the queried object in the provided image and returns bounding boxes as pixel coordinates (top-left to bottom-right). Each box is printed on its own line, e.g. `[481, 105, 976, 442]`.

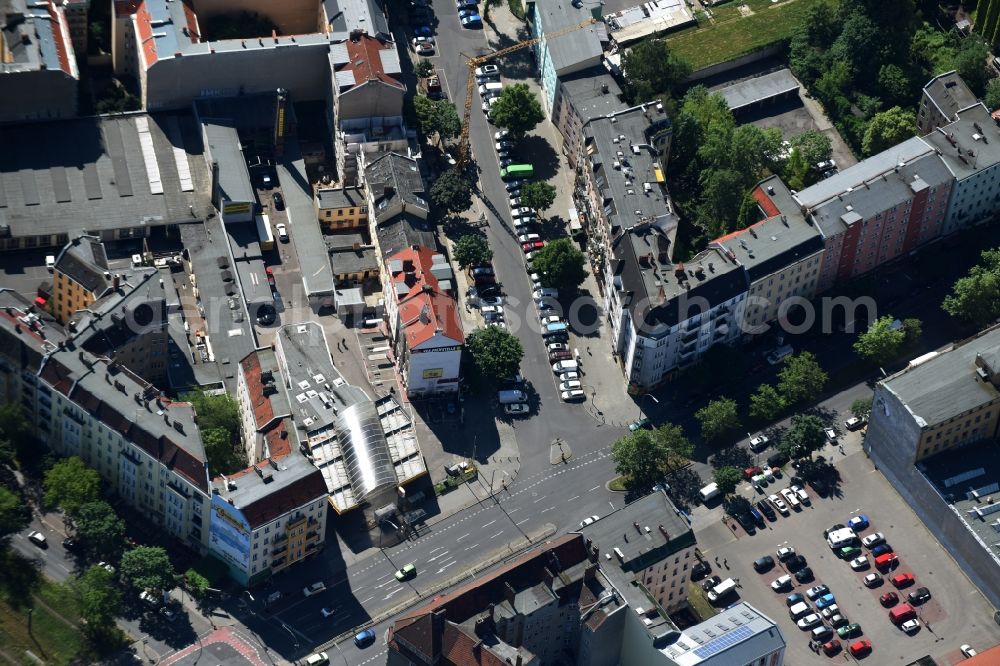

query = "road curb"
[321, 523, 557, 651]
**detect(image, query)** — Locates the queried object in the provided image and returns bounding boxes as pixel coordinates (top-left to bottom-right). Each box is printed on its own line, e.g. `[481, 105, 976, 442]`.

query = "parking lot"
[693, 451, 1000, 664]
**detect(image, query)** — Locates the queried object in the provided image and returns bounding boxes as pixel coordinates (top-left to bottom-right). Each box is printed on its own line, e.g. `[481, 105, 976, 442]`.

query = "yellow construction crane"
[456, 16, 599, 168]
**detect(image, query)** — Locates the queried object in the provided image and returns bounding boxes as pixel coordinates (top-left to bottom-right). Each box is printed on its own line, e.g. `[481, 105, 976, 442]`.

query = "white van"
[479, 82, 503, 97]
[45, 255, 56, 272]
[304, 653, 329, 666]
[699, 483, 720, 502]
[706, 578, 736, 602]
[552, 360, 579, 373]
[789, 601, 811, 620]
[533, 288, 559, 301]
[826, 527, 857, 550]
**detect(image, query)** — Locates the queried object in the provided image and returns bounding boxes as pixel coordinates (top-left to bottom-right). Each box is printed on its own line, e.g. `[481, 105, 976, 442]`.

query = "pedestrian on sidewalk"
[723, 558, 728, 568]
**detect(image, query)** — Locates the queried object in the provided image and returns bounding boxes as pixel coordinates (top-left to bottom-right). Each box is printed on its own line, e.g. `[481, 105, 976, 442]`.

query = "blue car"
[413, 26, 432, 37]
[847, 514, 870, 531]
[458, 8, 478, 17]
[816, 593, 837, 609]
[354, 628, 377, 647]
[461, 14, 482, 27]
[786, 592, 805, 607]
[871, 543, 893, 557]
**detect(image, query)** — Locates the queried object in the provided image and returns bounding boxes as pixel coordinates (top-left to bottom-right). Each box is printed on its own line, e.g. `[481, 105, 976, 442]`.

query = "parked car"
[771, 574, 793, 592]
[864, 573, 883, 588]
[838, 545, 861, 560]
[691, 560, 711, 580]
[461, 14, 482, 27]
[820, 604, 840, 620]
[794, 567, 814, 583]
[749, 433, 769, 451]
[879, 591, 898, 607]
[822, 639, 842, 656]
[579, 515, 600, 528]
[785, 555, 808, 572]
[305, 653, 330, 666]
[908, 587, 931, 605]
[559, 380, 582, 392]
[961, 645, 978, 657]
[838, 623, 862, 639]
[849, 640, 872, 657]
[786, 592, 805, 607]
[561, 389, 585, 402]
[776, 546, 795, 562]
[816, 593, 837, 610]
[845, 416, 866, 430]
[27, 531, 47, 548]
[629, 417, 651, 432]
[901, 619, 920, 633]
[850, 556, 869, 570]
[701, 575, 721, 593]
[891, 572, 915, 588]
[862, 532, 885, 548]
[824, 427, 837, 442]
[796, 613, 822, 629]
[871, 543, 893, 557]
[272, 192, 285, 210]
[768, 494, 789, 515]
[790, 485, 810, 505]
[753, 555, 775, 573]
[847, 514, 870, 531]
[756, 499, 776, 521]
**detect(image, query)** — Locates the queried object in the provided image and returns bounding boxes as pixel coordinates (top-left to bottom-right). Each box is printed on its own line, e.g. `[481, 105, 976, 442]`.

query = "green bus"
[500, 164, 533, 181]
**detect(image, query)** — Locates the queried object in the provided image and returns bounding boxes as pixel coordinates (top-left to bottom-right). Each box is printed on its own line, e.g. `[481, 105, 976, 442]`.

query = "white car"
[770, 574, 792, 591]
[863, 573, 882, 588]
[412, 36, 435, 46]
[275, 223, 288, 242]
[547, 342, 569, 353]
[768, 494, 789, 515]
[321, 607, 336, 618]
[475, 64, 499, 77]
[561, 389, 585, 402]
[861, 532, 885, 548]
[824, 427, 837, 442]
[749, 433, 769, 451]
[819, 604, 839, 619]
[559, 370, 580, 382]
[961, 645, 978, 657]
[901, 618, 920, 633]
[303, 582, 326, 597]
[504, 403, 529, 415]
[845, 416, 865, 430]
[850, 556, 869, 570]
[480, 305, 502, 317]
[517, 232, 540, 243]
[487, 320, 507, 330]
[415, 42, 434, 55]
[796, 613, 822, 629]
[580, 515, 599, 528]
[513, 207, 533, 217]
[509, 197, 522, 208]
[559, 380, 582, 391]
[780, 488, 801, 509]
[494, 129, 510, 140]
[790, 484, 810, 505]
[776, 546, 795, 561]
[540, 315, 563, 326]
[98, 561, 115, 574]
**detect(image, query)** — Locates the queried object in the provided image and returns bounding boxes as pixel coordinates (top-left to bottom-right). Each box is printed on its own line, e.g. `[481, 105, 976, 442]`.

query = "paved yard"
[693, 452, 1000, 664]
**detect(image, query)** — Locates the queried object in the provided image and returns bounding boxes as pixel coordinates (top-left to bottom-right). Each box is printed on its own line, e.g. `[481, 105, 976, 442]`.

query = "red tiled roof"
[263, 419, 292, 460]
[46, 2, 72, 74]
[40, 358, 74, 396]
[441, 624, 508, 666]
[182, 0, 199, 42]
[389, 246, 464, 349]
[712, 185, 781, 245]
[117, 0, 159, 66]
[344, 35, 403, 89]
[240, 352, 274, 432]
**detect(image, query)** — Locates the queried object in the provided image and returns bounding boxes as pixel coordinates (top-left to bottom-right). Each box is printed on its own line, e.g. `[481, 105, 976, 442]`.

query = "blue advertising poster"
[209, 494, 251, 573]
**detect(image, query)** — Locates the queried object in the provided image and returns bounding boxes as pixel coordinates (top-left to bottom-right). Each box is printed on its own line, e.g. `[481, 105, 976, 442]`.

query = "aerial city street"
[4, 0, 1000, 664]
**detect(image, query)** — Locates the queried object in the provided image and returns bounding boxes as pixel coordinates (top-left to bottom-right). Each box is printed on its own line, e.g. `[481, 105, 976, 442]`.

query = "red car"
[891, 572, 914, 588]
[879, 591, 898, 607]
[521, 240, 545, 252]
[849, 639, 872, 657]
[874, 552, 898, 569]
[743, 466, 763, 480]
[822, 639, 841, 656]
[265, 267, 275, 285]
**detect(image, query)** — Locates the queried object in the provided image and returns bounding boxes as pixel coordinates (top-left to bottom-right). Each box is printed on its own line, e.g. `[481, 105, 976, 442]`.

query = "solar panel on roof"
[691, 624, 754, 659]
[134, 117, 164, 195]
[50, 166, 71, 203]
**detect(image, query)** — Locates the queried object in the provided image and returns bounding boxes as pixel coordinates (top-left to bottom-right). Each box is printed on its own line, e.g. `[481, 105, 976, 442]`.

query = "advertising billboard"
[209, 494, 251, 574]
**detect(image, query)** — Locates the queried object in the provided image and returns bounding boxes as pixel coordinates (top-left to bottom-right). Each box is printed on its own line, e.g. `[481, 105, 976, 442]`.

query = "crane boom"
[456, 17, 598, 169]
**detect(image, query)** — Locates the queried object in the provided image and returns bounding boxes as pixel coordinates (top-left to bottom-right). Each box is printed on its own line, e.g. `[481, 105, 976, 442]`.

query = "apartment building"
[867, 325, 1000, 464]
[553, 68, 627, 167]
[365, 151, 432, 264]
[50, 236, 114, 324]
[383, 246, 463, 398]
[61, 0, 88, 55]
[794, 137, 953, 293]
[325, 233, 379, 285]
[712, 177, 825, 335]
[529, 0, 608, 115]
[236, 349, 293, 464]
[388, 534, 626, 666]
[917, 71, 978, 135]
[922, 103, 1000, 234]
[0, 0, 78, 123]
[578, 489, 696, 614]
[316, 187, 369, 231]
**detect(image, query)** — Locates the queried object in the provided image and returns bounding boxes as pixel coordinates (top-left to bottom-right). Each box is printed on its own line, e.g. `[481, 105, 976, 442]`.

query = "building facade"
[316, 187, 369, 231]
[529, 0, 607, 115]
[917, 71, 978, 135]
[550, 68, 627, 164]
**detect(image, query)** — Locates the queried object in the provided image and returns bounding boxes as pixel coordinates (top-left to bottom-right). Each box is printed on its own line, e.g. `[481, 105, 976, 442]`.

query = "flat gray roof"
[560, 68, 628, 123]
[0, 112, 210, 239]
[922, 104, 1000, 181]
[323, 0, 390, 39]
[203, 121, 255, 205]
[534, 0, 605, 73]
[883, 326, 1000, 427]
[923, 71, 978, 124]
[279, 146, 335, 298]
[717, 69, 799, 112]
[317, 187, 366, 209]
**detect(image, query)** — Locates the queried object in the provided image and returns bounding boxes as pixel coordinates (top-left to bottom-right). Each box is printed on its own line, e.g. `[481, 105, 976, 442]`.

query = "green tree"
[414, 59, 434, 79]
[777, 352, 828, 406]
[518, 181, 557, 213]
[655, 423, 695, 475]
[430, 170, 473, 214]
[790, 129, 833, 166]
[985, 79, 1000, 111]
[696, 397, 740, 442]
[943, 248, 1000, 327]
[183, 390, 241, 438]
[95, 81, 141, 114]
[862, 106, 916, 156]
[531, 238, 587, 291]
[74, 500, 126, 560]
[184, 569, 210, 599]
[749, 384, 786, 422]
[851, 397, 873, 420]
[777, 414, 827, 460]
[0, 487, 29, 543]
[954, 37, 991, 96]
[74, 565, 122, 630]
[202, 427, 245, 476]
[43, 457, 100, 515]
[413, 95, 461, 144]
[0, 404, 36, 470]
[611, 429, 670, 490]
[877, 64, 911, 106]
[621, 38, 691, 104]
[453, 234, 493, 268]
[465, 327, 524, 381]
[853, 315, 906, 364]
[120, 546, 175, 594]
[489, 83, 545, 137]
[713, 466, 742, 496]
[902, 317, 922, 342]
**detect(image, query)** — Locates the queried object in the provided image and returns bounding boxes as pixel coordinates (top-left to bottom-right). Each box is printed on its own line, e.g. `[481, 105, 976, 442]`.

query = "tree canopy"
[465, 327, 524, 381]
[713, 466, 742, 496]
[777, 352, 828, 406]
[532, 239, 587, 291]
[862, 106, 916, 156]
[749, 383, 786, 422]
[611, 429, 669, 491]
[43, 457, 101, 515]
[430, 170, 474, 214]
[851, 397, 873, 420]
[696, 397, 740, 442]
[790, 130, 832, 166]
[853, 315, 906, 364]
[777, 414, 827, 460]
[942, 248, 1000, 327]
[489, 84, 545, 137]
[453, 234, 493, 268]
[0, 404, 37, 471]
[74, 500, 126, 560]
[518, 182, 557, 213]
[414, 59, 434, 79]
[183, 390, 240, 438]
[0, 487, 29, 543]
[120, 546, 175, 593]
[74, 565, 122, 631]
[620, 38, 691, 104]
[986, 79, 1000, 111]
[413, 95, 461, 144]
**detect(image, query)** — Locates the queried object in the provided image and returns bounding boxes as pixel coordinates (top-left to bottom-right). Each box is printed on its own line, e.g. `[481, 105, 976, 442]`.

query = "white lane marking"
[427, 550, 451, 563]
[430, 547, 442, 554]
[436, 560, 457, 574]
[465, 542, 480, 551]
[589, 486, 600, 492]
[508, 507, 520, 514]
[533, 496, 546, 503]
[490, 531, 504, 539]
[568, 495, 580, 502]
[383, 588, 405, 601]
[516, 518, 529, 525]
[457, 533, 471, 541]
[483, 520, 496, 528]
[361, 596, 375, 603]
[375, 578, 395, 589]
[541, 506, 554, 513]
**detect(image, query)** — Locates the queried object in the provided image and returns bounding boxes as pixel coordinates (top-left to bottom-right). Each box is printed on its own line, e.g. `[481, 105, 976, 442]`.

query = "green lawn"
[667, 0, 826, 70]
[0, 581, 85, 665]
[687, 581, 718, 621]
